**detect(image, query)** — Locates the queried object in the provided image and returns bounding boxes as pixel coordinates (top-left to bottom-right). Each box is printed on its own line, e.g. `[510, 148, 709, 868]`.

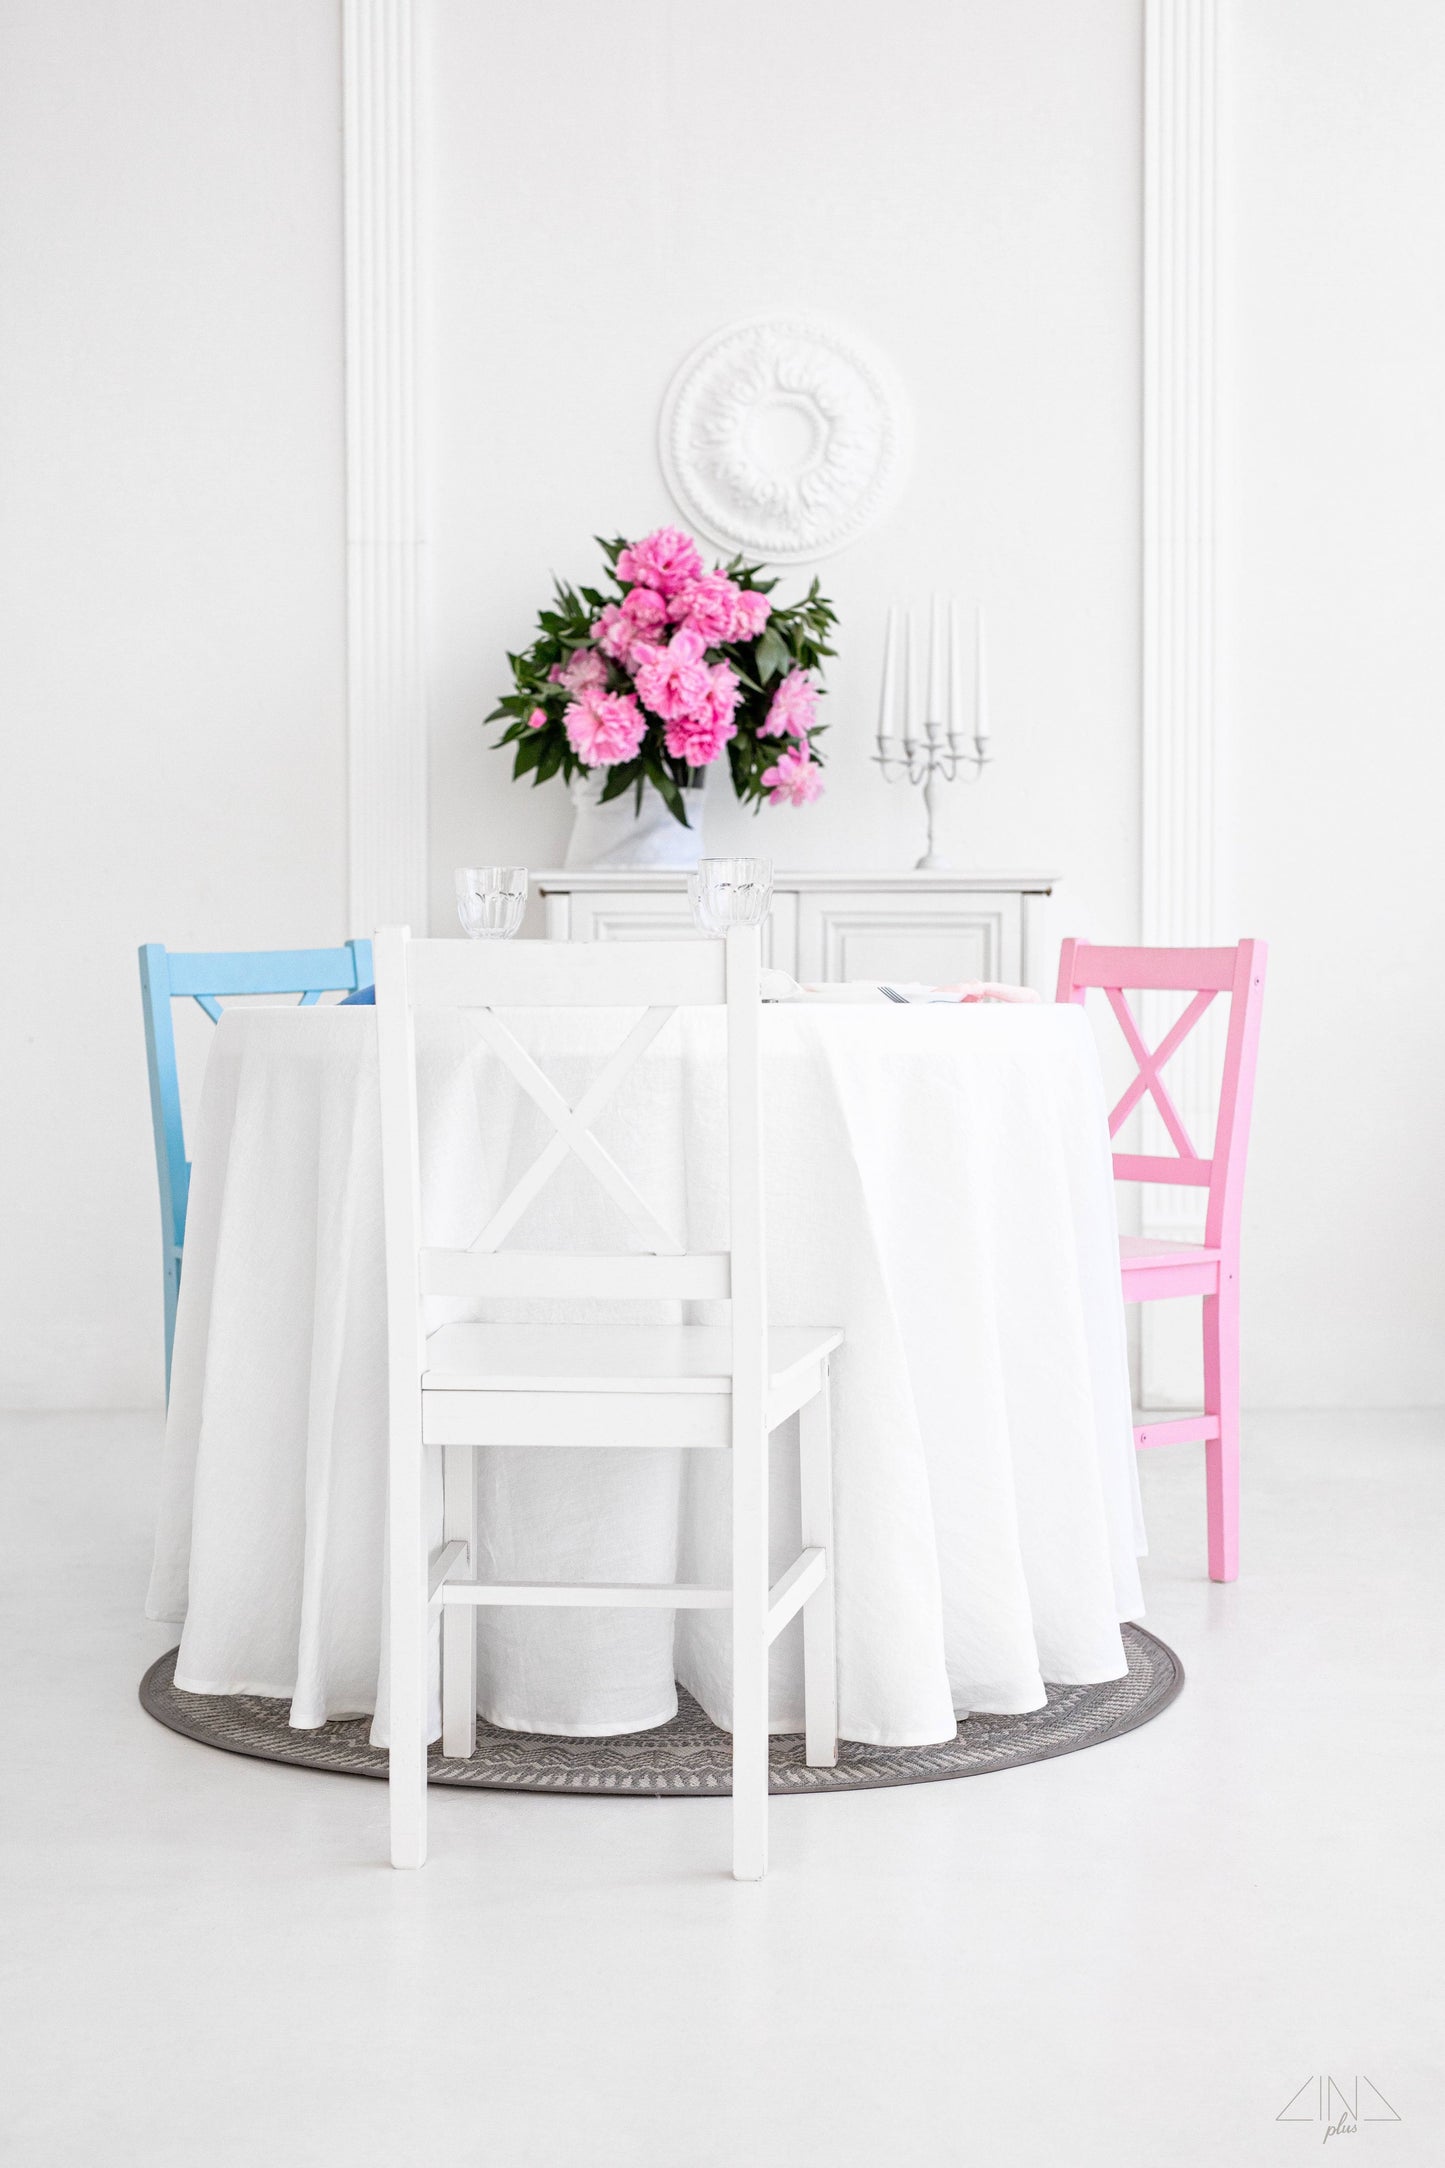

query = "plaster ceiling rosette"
[658, 315, 911, 565]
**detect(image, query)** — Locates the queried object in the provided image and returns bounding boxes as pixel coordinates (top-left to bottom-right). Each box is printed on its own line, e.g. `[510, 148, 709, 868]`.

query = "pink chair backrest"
[1055, 940, 1268, 1254]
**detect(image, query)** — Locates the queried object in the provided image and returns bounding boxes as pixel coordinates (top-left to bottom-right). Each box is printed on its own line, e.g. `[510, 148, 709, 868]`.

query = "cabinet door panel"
[796, 895, 1020, 983]
[564, 889, 782, 967]
[568, 894, 697, 942]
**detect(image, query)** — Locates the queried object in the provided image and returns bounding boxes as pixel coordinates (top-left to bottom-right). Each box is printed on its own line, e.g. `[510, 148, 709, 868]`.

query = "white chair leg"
[799, 1361, 839, 1768]
[441, 1443, 477, 1759]
[731, 1417, 770, 1881]
[388, 1402, 428, 1870]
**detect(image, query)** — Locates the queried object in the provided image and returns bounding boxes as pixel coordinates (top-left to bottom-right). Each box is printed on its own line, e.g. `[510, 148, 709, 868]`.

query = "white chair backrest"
[373, 924, 766, 1385]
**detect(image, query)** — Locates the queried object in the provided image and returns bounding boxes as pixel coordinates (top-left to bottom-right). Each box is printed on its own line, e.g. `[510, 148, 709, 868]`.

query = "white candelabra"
[874, 599, 993, 870]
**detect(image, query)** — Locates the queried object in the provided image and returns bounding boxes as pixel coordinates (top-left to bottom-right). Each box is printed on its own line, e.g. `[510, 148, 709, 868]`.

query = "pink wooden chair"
[1056, 939, 1268, 1581]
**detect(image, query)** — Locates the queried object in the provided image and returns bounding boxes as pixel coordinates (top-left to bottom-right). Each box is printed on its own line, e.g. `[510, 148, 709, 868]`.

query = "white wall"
[426, 0, 1144, 965]
[0, 1, 348, 1405]
[2, 0, 1440, 1413]
[1221, 0, 1445, 1402]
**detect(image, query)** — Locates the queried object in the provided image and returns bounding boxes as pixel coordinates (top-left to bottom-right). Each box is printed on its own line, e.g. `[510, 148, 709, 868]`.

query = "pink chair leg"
[1203, 1278, 1240, 1582]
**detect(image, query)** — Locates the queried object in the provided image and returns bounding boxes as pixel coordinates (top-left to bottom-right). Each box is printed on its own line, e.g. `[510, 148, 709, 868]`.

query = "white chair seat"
[423, 1321, 842, 1395]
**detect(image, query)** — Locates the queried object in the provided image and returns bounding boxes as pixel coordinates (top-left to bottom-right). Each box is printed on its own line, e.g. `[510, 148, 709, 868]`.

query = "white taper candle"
[948, 600, 963, 745]
[878, 605, 899, 750]
[976, 605, 991, 746]
[928, 593, 945, 728]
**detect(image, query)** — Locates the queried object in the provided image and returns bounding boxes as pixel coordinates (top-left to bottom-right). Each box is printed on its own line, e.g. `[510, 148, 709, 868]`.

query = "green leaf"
[755, 627, 790, 683]
[642, 758, 688, 825]
[598, 758, 643, 804]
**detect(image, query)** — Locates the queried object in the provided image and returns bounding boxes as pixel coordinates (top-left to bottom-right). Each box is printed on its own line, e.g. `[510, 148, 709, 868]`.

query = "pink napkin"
[925, 982, 1041, 1004]
[760, 969, 1041, 1006]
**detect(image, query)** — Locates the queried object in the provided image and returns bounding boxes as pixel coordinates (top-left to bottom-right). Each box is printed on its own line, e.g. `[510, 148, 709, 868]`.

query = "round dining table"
[147, 996, 1146, 1749]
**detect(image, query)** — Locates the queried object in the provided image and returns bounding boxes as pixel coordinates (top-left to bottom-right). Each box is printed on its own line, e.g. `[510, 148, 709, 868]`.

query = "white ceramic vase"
[563, 771, 707, 869]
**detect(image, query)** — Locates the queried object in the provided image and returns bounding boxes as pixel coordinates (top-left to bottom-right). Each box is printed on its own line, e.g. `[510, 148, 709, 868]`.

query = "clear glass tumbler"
[690, 857, 773, 933]
[455, 866, 528, 939]
[685, 870, 718, 933]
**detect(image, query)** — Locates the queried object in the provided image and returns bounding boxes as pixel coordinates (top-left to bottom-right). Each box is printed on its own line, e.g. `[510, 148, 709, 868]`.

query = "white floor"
[2, 1411, 1441, 2167]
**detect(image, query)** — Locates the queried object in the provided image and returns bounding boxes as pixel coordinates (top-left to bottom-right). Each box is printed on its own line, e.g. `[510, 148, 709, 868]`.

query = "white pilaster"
[343, 0, 428, 934]
[1142, 0, 1221, 1399]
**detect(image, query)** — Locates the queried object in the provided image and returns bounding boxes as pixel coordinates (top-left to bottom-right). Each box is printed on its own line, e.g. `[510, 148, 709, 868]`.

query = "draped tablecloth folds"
[148, 1001, 1146, 1748]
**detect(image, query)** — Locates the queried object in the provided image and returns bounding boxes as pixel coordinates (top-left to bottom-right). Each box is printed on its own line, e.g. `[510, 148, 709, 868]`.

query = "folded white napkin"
[759, 970, 1041, 1006]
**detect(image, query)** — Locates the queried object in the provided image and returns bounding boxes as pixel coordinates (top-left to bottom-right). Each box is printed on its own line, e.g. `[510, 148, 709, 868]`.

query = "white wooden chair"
[374, 923, 841, 1881]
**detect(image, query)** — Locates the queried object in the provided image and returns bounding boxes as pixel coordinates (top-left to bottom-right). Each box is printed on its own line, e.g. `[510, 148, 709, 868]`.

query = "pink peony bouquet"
[488, 526, 837, 825]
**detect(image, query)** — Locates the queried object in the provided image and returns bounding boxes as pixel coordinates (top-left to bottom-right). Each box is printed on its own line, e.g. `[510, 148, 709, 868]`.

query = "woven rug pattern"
[140, 1623, 1180, 1795]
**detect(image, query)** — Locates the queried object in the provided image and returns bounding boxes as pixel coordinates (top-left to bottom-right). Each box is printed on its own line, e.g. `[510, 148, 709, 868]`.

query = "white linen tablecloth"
[147, 1002, 1145, 1747]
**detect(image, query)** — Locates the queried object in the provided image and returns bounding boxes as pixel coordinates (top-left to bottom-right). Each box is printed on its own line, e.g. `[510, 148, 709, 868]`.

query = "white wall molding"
[343, 0, 428, 934]
[1141, 0, 1220, 1397]
[658, 315, 910, 564]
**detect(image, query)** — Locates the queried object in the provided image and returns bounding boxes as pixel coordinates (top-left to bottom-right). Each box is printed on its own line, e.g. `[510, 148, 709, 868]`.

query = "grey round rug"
[140, 1624, 1180, 1795]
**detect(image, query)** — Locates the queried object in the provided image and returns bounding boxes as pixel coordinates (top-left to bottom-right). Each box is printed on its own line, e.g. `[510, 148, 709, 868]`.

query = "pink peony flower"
[591, 585, 669, 666]
[616, 526, 704, 596]
[621, 585, 668, 635]
[663, 662, 739, 765]
[591, 604, 633, 664]
[667, 572, 742, 645]
[558, 646, 608, 693]
[760, 666, 818, 738]
[707, 658, 740, 718]
[564, 687, 647, 767]
[665, 712, 733, 765]
[728, 588, 772, 641]
[632, 625, 712, 722]
[527, 706, 548, 730]
[761, 743, 824, 806]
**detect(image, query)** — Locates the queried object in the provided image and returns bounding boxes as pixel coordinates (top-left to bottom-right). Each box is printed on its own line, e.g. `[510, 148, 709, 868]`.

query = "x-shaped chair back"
[376, 926, 765, 1326]
[467, 1001, 687, 1257]
[1056, 940, 1268, 1251]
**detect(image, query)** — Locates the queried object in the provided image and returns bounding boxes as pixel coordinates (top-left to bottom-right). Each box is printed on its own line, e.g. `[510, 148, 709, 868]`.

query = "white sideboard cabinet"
[536, 871, 1058, 988]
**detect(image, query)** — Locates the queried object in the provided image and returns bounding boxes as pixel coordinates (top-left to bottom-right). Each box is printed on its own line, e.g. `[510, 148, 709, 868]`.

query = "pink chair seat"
[1118, 1234, 1221, 1301]
[1058, 938, 1267, 1581]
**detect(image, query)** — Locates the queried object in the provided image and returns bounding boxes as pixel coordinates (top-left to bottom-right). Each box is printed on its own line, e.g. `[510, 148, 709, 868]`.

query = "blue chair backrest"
[138, 939, 373, 1392]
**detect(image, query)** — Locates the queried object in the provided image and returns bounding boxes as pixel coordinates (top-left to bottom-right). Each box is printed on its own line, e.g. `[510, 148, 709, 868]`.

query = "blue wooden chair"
[138, 940, 373, 1396]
